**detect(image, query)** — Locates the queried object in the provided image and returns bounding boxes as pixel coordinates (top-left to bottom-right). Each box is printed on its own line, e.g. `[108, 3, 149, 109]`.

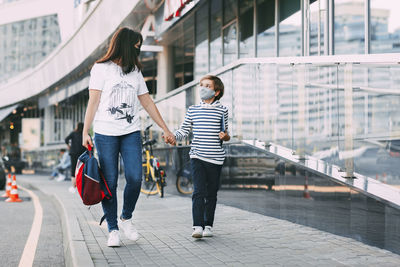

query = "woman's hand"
[219, 131, 230, 141]
[82, 133, 93, 149]
[163, 130, 176, 145]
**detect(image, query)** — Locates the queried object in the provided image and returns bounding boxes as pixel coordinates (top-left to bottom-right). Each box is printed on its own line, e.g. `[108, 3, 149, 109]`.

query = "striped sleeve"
[174, 107, 192, 141]
[223, 108, 228, 132]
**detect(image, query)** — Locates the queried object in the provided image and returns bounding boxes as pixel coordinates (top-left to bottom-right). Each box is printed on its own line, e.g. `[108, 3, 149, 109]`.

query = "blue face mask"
[199, 86, 215, 100]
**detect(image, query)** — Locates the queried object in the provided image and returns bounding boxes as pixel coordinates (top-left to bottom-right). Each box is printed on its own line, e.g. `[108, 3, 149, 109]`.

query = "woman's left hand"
[219, 131, 230, 141]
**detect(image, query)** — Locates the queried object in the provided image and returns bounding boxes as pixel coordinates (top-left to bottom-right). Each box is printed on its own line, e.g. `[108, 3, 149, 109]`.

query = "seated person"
[50, 149, 71, 181]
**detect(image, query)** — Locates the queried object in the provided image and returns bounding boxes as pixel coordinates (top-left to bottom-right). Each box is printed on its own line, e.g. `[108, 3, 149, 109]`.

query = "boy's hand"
[163, 130, 176, 145]
[219, 131, 230, 141]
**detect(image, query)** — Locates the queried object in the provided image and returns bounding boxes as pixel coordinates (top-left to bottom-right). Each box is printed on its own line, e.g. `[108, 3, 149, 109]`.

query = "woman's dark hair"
[97, 27, 143, 74]
[75, 122, 84, 132]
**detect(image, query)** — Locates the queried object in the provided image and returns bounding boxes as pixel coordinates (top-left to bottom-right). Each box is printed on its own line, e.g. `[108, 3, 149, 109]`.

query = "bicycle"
[176, 160, 193, 195]
[140, 125, 167, 197]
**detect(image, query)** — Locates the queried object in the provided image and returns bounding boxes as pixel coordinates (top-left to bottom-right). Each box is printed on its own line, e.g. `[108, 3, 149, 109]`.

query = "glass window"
[257, 0, 275, 57]
[239, 0, 254, 58]
[370, 0, 400, 53]
[224, 0, 238, 24]
[223, 22, 238, 65]
[195, 2, 209, 78]
[334, 0, 365, 55]
[309, 0, 326, 56]
[279, 0, 302, 56]
[210, 0, 223, 71]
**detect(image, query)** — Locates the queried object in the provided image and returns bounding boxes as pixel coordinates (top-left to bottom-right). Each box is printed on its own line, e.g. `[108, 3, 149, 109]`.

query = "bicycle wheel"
[141, 167, 158, 195]
[176, 175, 193, 195]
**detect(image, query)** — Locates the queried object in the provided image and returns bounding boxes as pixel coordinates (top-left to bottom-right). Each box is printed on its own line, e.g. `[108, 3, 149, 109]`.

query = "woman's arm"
[82, 90, 102, 148]
[138, 93, 175, 144]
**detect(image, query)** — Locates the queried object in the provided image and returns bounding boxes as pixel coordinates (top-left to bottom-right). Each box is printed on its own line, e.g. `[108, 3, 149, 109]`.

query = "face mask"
[135, 47, 141, 56]
[200, 86, 215, 100]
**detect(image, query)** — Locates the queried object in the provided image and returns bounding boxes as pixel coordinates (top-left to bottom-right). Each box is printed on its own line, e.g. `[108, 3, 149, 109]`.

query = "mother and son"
[82, 27, 231, 247]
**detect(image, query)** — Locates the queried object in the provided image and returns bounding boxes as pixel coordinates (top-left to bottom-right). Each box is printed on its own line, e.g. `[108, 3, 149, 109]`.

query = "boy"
[170, 75, 230, 238]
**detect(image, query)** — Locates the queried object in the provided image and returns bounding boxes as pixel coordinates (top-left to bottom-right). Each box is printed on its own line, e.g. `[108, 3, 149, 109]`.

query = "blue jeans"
[190, 158, 222, 228]
[94, 131, 142, 232]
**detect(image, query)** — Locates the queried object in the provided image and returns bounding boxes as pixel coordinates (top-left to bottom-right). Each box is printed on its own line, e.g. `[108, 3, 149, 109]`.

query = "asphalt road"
[0, 184, 64, 267]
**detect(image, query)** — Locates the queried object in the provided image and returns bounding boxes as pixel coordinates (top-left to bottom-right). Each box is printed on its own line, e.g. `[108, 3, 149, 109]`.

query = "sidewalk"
[19, 174, 400, 267]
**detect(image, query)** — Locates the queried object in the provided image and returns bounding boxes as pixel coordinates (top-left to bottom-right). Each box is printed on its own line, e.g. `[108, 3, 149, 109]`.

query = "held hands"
[82, 133, 93, 149]
[219, 131, 230, 141]
[163, 130, 176, 146]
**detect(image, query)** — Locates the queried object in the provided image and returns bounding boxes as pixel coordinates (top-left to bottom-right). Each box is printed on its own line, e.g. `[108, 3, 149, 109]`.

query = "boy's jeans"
[190, 158, 222, 228]
[94, 131, 142, 232]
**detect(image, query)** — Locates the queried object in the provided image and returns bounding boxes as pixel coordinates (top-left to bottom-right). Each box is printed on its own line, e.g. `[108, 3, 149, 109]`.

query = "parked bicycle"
[175, 147, 193, 195]
[176, 160, 193, 195]
[140, 125, 166, 198]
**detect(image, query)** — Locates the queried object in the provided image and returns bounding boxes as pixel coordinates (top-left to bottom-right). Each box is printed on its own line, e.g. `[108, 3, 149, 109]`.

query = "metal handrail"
[154, 54, 400, 104]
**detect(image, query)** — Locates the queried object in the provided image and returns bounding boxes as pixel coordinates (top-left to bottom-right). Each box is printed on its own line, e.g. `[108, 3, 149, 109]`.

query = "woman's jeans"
[95, 131, 142, 232]
[190, 158, 222, 228]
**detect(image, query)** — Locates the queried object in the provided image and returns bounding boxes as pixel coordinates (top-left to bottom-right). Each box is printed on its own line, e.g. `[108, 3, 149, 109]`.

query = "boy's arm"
[219, 109, 230, 141]
[175, 108, 192, 141]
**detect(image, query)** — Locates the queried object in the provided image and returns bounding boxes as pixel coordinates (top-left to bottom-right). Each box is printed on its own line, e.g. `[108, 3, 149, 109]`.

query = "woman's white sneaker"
[119, 218, 139, 241]
[203, 226, 213, 237]
[107, 230, 121, 247]
[192, 226, 203, 238]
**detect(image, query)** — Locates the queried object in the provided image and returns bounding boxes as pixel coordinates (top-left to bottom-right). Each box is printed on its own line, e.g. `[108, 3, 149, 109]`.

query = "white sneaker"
[119, 218, 139, 241]
[56, 174, 66, 182]
[203, 226, 213, 237]
[107, 230, 120, 247]
[192, 226, 203, 238]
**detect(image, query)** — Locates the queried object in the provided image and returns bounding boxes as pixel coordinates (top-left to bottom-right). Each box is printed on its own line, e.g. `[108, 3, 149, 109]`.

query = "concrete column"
[156, 45, 175, 98]
[44, 105, 54, 145]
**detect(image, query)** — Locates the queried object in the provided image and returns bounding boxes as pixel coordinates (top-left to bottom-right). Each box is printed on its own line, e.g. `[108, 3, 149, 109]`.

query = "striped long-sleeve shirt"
[175, 100, 229, 165]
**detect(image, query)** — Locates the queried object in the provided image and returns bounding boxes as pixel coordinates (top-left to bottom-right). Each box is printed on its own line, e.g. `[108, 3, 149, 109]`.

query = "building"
[0, 0, 399, 181]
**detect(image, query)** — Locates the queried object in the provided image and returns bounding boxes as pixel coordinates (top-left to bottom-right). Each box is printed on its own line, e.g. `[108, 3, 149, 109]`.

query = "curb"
[19, 180, 94, 267]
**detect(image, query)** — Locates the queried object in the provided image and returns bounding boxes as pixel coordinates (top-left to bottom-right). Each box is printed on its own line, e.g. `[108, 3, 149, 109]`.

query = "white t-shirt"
[88, 61, 148, 136]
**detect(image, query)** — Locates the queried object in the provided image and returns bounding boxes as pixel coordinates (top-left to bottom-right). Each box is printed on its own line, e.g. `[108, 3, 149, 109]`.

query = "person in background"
[65, 122, 86, 193]
[170, 75, 230, 239]
[49, 149, 71, 181]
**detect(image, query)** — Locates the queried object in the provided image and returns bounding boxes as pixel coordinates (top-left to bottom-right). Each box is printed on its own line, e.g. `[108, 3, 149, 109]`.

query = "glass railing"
[142, 55, 400, 192]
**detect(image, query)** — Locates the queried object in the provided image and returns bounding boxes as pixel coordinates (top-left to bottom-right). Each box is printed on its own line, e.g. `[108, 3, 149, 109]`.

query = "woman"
[65, 122, 86, 191]
[82, 27, 174, 247]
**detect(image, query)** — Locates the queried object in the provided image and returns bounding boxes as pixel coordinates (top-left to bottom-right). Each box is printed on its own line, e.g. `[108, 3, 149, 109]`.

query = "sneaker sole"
[202, 234, 213, 237]
[192, 233, 203, 238]
[107, 242, 120, 247]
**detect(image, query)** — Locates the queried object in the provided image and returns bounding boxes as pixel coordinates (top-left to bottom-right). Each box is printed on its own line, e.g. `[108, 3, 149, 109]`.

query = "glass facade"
[0, 14, 61, 83]
[279, 0, 302, 56]
[370, 0, 400, 53]
[194, 1, 209, 78]
[257, 0, 275, 57]
[334, 0, 365, 54]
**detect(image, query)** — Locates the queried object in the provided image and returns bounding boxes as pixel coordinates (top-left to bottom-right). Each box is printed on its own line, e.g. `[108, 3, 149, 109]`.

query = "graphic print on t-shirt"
[106, 80, 135, 124]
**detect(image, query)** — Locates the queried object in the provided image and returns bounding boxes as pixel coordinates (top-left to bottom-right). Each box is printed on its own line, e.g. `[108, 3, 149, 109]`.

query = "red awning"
[164, 0, 192, 21]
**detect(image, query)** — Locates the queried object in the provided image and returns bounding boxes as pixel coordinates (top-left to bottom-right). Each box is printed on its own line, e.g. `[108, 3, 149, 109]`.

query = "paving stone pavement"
[19, 175, 400, 266]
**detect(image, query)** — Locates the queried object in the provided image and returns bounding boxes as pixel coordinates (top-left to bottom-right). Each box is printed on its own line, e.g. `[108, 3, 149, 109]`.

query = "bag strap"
[99, 214, 107, 225]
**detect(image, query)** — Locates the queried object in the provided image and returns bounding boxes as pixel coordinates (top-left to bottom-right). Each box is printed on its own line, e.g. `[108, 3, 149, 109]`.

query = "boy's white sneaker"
[203, 226, 213, 237]
[107, 230, 121, 247]
[119, 218, 139, 241]
[192, 226, 203, 238]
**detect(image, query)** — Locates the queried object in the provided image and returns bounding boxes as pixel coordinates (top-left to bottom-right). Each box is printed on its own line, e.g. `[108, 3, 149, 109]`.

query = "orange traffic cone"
[303, 174, 312, 199]
[6, 175, 22, 202]
[2, 173, 12, 198]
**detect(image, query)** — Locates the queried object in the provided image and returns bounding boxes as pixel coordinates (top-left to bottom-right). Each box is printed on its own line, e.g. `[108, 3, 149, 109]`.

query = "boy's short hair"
[200, 75, 224, 100]
[60, 149, 66, 153]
